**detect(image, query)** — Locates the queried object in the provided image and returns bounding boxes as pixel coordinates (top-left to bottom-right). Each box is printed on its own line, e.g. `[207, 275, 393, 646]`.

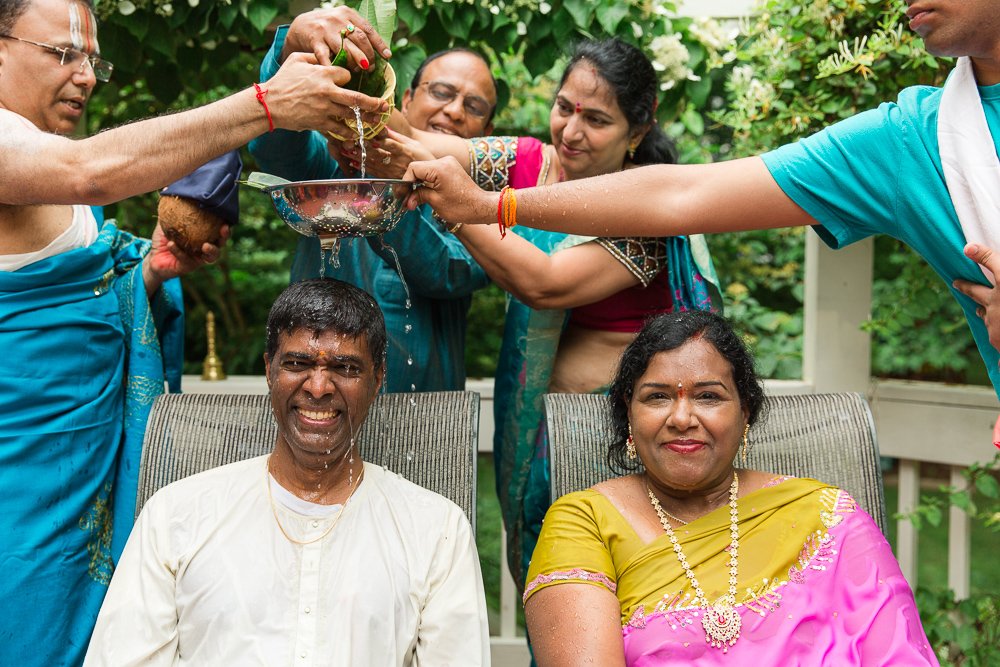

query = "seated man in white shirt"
[85, 278, 490, 666]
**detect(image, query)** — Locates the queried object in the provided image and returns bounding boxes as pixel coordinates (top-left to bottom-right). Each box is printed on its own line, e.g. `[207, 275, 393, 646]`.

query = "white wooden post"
[947, 466, 972, 600]
[896, 459, 921, 588]
[802, 234, 874, 393]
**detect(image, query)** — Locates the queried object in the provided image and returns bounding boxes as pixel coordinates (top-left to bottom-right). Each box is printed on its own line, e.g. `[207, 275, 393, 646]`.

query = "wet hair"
[606, 310, 767, 473]
[265, 278, 387, 369]
[409, 47, 499, 125]
[1, 0, 95, 35]
[559, 38, 677, 165]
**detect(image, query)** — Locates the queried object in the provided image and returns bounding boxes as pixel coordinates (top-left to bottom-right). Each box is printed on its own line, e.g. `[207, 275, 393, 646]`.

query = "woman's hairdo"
[606, 310, 766, 473]
[559, 38, 677, 166]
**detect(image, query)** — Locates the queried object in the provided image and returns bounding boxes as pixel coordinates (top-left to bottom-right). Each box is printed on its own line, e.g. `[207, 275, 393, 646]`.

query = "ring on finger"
[382, 155, 392, 165]
[346, 22, 356, 33]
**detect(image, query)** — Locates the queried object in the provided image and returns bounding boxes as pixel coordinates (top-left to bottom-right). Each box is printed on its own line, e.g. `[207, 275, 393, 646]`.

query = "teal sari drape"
[0, 214, 183, 666]
[493, 227, 720, 592]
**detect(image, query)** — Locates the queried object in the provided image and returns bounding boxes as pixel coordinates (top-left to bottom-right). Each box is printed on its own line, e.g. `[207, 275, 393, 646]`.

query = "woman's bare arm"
[525, 584, 626, 667]
[455, 224, 639, 309]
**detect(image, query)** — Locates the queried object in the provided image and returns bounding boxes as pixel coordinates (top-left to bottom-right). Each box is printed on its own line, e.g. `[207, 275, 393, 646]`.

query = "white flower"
[689, 17, 737, 54]
[649, 33, 693, 88]
[118, 1, 136, 15]
[516, 21, 527, 36]
[539, 1, 551, 14]
[187, 0, 198, 7]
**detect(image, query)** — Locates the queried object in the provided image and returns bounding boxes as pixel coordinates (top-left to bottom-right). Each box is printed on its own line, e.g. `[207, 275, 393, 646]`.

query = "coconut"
[157, 195, 226, 256]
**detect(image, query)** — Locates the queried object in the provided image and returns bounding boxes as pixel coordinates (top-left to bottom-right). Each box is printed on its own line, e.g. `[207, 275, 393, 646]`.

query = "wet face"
[628, 338, 748, 494]
[0, 0, 100, 134]
[265, 328, 384, 469]
[401, 51, 496, 138]
[905, 0, 1000, 62]
[550, 63, 646, 181]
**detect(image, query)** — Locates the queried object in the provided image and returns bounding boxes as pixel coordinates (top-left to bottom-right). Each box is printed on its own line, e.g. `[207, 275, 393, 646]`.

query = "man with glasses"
[0, 0, 391, 663]
[251, 8, 498, 394]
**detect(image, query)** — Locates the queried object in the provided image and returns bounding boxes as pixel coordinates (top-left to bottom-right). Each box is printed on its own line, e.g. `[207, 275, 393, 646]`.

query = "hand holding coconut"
[146, 151, 241, 296]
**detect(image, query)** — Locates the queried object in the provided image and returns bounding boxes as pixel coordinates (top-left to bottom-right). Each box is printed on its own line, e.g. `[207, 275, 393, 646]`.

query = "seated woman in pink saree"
[523, 310, 937, 666]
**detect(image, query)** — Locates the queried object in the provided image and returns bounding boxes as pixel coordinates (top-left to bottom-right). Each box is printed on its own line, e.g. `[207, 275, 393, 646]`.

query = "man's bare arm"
[0, 54, 387, 206]
[406, 155, 818, 237]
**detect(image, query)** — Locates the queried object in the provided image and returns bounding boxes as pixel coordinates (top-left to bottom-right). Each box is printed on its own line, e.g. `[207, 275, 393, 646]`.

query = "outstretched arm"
[453, 224, 639, 309]
[526, 584, 627, 667]
[0, 54, 387, 207]
[406, 155, 817, 237]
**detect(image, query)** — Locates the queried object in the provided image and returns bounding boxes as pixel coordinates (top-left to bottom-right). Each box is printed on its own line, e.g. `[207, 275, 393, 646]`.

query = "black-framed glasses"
[418, 81, 492, 119]
[0, 35, 113, 82]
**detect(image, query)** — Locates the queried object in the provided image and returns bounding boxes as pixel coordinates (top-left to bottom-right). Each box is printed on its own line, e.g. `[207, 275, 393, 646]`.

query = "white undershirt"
[0, 204, 100, 271]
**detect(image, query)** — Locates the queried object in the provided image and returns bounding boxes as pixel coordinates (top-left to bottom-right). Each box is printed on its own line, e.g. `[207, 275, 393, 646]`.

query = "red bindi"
[574, 102, 582, 114]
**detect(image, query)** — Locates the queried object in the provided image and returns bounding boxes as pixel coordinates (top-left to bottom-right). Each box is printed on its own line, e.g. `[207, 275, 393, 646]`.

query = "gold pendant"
[702, 604, 741, 649]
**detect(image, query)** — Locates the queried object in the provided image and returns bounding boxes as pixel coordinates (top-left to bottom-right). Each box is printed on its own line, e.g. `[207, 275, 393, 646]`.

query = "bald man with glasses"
[251, 10, 499, 395]
[0, 0, 390, 663]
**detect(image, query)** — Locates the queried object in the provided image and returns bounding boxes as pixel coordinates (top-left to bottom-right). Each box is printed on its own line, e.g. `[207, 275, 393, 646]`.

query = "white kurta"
[84, 456, 489, 666]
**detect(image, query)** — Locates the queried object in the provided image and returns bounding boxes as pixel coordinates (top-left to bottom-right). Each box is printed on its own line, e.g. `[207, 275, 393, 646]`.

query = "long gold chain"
[647, 472, 742, 651]
[264, 454, 363, 546]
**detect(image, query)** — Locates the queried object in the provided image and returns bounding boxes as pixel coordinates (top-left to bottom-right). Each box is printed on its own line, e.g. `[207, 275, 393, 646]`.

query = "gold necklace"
[264, 455, 363, 546]
[647, 472, 741, 651]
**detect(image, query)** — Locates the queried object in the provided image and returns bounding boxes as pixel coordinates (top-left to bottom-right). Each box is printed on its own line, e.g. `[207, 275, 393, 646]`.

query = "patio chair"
[544, 391, 888, 535]
[136, 391, 480, 531]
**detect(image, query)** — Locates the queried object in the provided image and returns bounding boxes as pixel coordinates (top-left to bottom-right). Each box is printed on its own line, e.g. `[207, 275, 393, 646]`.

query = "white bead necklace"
[647, 472, 742, 651]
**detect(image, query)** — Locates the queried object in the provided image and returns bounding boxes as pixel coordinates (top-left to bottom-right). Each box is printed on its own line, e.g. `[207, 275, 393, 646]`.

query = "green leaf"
[595, 3, 629, 35]
[120, 12, 149, 42]
[445, 6, 475, 39]
[247, 3, 279, 34]
[358, 0, 397, 45]
[218, 3, 239, 30]
[563, 0, 593, 28]
[146, 65, 182, 105]
[976, 473, 1000, 499]
[397, 0, 426, 35]
[680, 106, 704, 136]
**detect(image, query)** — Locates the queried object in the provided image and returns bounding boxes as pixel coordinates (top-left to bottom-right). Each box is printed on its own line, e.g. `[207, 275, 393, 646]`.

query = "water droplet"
[404, 324, 412, 333]
[410, 383, 416, 392]
[409, 396, 416, 407]
[406, 356, 413, 366]
[405, 450, 415, 462]
[405, 299, 412, 309]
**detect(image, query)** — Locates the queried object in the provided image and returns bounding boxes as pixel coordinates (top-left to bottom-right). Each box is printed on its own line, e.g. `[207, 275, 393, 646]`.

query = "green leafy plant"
[896, 453, 1000, 664]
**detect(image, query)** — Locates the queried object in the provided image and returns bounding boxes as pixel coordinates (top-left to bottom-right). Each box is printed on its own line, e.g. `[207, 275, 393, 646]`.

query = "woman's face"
[549, 63, 642, 181]
[627, 338, 749, 495]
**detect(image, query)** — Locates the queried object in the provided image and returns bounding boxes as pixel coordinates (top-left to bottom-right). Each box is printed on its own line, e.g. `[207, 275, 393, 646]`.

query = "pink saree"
[525, 477, 938, 665]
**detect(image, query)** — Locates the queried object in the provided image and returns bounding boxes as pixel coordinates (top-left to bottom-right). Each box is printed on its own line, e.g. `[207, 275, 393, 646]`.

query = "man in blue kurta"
[0, 0, 393, 663]
[250, 7, 496, 392]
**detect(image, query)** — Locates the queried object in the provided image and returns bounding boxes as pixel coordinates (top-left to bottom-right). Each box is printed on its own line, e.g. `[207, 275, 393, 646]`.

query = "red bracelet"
[253, 82, 274, 133]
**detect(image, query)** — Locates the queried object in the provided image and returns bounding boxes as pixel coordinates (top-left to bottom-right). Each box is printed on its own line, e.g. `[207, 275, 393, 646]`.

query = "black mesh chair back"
[544, 392, 887, 534]
[137, 391, 479, 530]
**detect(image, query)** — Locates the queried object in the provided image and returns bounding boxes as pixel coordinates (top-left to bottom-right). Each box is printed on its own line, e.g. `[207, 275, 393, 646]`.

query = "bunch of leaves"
[898, 453, 1000, 664]
[865, 238, 986, 384]
[916, 587, 1000, 667]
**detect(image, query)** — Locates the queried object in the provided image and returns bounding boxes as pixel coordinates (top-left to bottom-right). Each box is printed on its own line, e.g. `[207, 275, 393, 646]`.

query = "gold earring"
[626, 423, 637, 460]
[627, 143, 637, 160]
[741, 424, 750, 466]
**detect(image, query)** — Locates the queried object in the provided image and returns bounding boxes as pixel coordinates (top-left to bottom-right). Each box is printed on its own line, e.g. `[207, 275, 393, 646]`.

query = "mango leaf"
[244, 172, 292, 190]
[358, 0, 397, 45]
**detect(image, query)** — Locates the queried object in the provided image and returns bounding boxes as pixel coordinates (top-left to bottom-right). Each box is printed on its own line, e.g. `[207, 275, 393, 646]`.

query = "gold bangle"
[446, 221, 463, 234]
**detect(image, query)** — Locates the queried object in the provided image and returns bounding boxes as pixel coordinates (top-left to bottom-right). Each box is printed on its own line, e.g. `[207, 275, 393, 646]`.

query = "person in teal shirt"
[406, 0, 1000, 402]
[250, 6, 497, 392]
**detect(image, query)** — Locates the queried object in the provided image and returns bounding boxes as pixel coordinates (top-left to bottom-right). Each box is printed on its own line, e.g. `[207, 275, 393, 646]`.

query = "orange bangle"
[498, 186, 517, 239]
[253, 82, 274, 133]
